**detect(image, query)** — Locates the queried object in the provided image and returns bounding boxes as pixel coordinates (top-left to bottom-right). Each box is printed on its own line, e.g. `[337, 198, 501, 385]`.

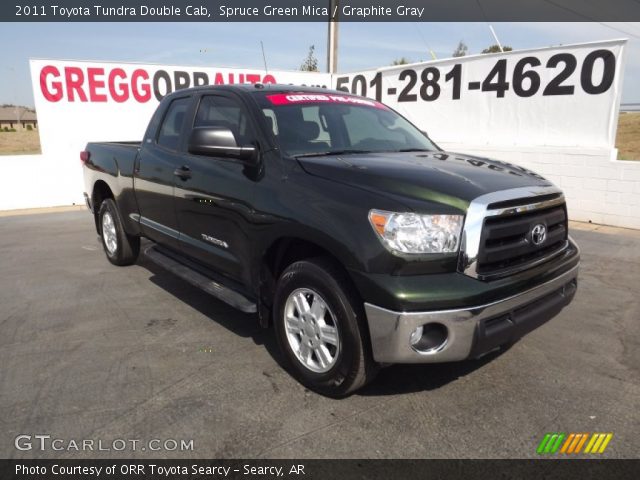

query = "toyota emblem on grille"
[531, 224, 547, 246]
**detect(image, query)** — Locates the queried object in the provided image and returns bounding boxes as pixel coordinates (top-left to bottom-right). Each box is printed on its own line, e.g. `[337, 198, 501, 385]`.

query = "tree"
[482, 44, 513, 54]
[452, 41, 468, 58]
[391, 57, 411, 66]
[300, 45, 319, 72]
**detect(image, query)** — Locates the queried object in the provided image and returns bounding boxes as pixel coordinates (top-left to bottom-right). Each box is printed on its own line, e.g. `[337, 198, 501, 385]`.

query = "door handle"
[173, 166, 192, 180]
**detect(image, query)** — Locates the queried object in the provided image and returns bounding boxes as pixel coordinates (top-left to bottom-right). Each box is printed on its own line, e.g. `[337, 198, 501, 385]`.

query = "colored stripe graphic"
[585, 433, 614, 454]
[560, 433, 575, 454]
[537, 433, 552, 454]
[539, 433, 613, 455]
[537, 433, 566, 454]
[568, 434, 581, 453]
[592, 434, 606, 452]
[544, 434, 558, 453]
[550, 433, 565, 453]
[598, 433, 613, 453]
[575, 433, 589, 453]
[584, 433, 598, 453]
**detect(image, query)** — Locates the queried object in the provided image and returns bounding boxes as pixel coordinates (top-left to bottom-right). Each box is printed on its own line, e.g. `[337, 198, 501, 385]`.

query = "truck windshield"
[254, 92, 438, 157]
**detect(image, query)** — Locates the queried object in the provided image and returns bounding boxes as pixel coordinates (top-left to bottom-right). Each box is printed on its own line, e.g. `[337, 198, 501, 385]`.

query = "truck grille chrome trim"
[459, 186, 568, 280]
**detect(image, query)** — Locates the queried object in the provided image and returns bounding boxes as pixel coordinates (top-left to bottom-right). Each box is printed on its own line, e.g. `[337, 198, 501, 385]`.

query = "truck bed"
[83, 141, 142, 235]
[89, 141, 141, 146]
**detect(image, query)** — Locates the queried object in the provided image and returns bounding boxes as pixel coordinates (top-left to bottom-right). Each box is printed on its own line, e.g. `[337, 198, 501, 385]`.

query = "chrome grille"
[476, 203, 568, 276]
[459, 186, 570, 280]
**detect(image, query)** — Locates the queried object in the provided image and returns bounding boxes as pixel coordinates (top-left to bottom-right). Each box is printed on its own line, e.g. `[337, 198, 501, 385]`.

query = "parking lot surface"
[1, 211, 638, 458]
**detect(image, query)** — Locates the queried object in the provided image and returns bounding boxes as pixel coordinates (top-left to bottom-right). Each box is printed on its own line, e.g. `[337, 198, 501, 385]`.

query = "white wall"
[0, 154, 84, 210]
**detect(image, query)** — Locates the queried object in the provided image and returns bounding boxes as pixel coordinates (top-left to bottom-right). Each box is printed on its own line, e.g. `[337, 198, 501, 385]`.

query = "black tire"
[98, 198, 140, 266]
[273, 257, 378, 397]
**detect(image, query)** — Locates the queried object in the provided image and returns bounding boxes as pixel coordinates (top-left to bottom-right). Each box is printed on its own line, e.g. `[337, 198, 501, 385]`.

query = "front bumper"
[364, 263, 578, 363]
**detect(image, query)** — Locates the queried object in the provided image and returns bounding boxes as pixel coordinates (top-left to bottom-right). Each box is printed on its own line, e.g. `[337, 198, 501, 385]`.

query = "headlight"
[368, 209, 463, 254]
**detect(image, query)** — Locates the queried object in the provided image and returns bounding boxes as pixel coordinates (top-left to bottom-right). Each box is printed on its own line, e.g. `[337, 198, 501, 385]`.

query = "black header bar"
[4, 0, 640, 22]
[2, 459, 639, 480]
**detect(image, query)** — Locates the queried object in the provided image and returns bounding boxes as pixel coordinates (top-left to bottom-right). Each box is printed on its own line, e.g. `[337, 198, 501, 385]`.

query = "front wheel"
[273, 258, 378, 397]
[98, 198, 140, 266]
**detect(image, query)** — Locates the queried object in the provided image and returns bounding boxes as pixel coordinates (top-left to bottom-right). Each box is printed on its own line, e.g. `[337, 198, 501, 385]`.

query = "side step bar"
[143, 246, 257, 313]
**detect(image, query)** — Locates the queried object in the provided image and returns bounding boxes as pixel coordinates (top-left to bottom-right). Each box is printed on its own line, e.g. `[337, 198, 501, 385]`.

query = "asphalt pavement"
[0, 211, 638, 458]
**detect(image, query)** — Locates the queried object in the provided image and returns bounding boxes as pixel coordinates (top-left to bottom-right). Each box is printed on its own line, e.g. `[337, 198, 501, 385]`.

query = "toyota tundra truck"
[82, 85, 579, 396]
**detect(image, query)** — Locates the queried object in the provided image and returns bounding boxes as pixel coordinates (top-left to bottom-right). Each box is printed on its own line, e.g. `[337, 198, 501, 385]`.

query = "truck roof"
[163, 83, 347, 99]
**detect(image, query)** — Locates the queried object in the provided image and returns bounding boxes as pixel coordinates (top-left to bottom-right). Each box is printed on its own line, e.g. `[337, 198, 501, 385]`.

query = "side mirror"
[188, 127, 258, 164]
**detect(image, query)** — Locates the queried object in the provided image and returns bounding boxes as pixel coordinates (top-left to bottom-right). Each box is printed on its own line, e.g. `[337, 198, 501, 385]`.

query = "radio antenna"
[476, 0, 504, 52]
[260, 41, 269, 73]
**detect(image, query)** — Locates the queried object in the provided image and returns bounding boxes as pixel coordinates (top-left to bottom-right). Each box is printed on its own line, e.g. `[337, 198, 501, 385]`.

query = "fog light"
[410, 323, 449, 353]
[410, 326, 423, 346]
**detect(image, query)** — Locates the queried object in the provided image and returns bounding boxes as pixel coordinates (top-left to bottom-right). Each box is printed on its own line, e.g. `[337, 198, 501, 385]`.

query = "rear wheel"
[273, 257, 378, 397]
[98, 198, 140, 266]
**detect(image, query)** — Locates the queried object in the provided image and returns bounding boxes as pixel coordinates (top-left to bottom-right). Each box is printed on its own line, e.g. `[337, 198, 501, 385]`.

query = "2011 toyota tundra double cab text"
[82, 84, 579, 396]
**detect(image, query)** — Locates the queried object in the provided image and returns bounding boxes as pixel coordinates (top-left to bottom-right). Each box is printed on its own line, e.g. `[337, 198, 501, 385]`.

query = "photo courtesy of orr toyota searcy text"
[15, 463, 298, 477]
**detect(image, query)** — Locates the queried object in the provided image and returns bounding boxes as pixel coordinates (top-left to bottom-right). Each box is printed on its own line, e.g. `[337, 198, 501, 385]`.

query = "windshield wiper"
[293, 149, 373, 158]
[394, 148, 433, 152]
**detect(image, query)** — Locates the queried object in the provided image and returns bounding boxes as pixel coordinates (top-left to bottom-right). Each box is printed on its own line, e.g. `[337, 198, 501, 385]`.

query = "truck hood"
[297, 151, 553, 212]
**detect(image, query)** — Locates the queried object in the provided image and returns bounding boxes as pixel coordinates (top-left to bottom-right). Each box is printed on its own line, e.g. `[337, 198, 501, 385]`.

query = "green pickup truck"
[82, 84, 579, 396]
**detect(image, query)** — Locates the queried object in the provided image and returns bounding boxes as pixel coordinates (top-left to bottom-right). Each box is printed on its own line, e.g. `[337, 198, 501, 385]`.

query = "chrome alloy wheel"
[101, 211, 118, 255]
[284, 288, 341, 373]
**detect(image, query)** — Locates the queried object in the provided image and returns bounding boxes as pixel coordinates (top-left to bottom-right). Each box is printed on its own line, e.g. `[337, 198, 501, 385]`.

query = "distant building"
[0, 106, 37, 130]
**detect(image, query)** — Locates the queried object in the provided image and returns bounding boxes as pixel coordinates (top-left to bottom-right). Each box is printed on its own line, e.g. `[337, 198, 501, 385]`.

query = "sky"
[1, 21, 639, 108]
